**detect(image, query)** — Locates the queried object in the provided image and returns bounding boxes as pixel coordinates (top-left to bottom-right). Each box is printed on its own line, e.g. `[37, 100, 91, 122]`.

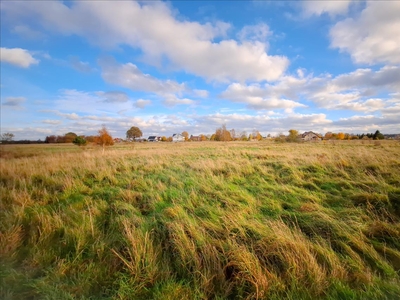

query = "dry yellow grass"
[1, 140, 400, 299]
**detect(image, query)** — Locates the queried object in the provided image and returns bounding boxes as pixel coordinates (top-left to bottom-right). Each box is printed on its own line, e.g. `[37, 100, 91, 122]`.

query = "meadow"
[1, 140, 400, 299]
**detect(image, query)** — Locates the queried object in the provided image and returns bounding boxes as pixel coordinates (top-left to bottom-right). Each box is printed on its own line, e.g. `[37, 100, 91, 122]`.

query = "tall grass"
[1, 141, 400, 299]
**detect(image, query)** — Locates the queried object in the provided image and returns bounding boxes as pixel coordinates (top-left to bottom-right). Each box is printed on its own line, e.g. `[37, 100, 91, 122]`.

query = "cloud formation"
[99, 57, 185, 94]
[330, 2, 400, 64]
[2, 1, 288, 81]
[133, 99, 152, 109]
[221, 65, 400, 113]
[0, 47, 39, 68]
[303, 0, 353, 17]
[12, 25, 45, 40]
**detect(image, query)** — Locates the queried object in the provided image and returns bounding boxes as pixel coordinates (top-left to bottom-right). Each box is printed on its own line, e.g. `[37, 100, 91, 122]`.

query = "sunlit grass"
[1, 140, 400, 299]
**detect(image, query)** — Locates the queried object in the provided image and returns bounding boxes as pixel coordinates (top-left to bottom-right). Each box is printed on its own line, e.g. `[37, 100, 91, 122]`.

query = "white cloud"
[2, 96, 26, 107]
[220, 65, 400, 112]
[42, 119, 62, 125]
[163, 96, 196, 107]
[220, 82, 306, 111]
[133, 99, 152, 108]
[193, 89, 209, 98]
[53, 89, 136, 115]
[2, 1, 288, 81]
[303, 0, 353, 17]
[331, 66, 400, 91]
[0, 47, 39, 68]
[12, 25, 45, 40]
[99, 57, 185, 94]
[237, 23, 271, 42]
[330, 2, 400, 64]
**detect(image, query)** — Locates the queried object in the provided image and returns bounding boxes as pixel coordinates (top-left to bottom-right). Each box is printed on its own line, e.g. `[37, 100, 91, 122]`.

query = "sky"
[1, 0, 399, 140]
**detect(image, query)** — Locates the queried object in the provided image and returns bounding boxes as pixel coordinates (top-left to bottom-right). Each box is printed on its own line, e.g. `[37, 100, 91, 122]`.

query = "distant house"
[148, 136, 161, 142]
[190, 135, 201, 141]
[172, 133, 185, 142]
[301, 131, 322, 141]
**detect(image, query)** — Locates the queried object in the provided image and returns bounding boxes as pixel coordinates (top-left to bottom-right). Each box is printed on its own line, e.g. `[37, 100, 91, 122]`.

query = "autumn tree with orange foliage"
[96, 126, 114, 154]
[337, 132, 345, 140]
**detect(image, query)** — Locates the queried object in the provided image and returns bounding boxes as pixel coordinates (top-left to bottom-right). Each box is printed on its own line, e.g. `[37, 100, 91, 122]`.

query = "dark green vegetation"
[1, 141, 400, 299]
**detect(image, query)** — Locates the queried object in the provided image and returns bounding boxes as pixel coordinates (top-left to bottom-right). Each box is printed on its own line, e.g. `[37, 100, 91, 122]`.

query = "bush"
[73, 136, 87, 147]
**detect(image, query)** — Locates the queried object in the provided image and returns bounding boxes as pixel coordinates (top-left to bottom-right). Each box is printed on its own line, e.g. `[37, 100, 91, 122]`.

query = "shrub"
[73, 136, 87, 146]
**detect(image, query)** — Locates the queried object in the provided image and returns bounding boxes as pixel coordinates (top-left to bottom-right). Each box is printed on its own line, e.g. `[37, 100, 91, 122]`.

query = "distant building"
[148, 136, 162, 142]
[172, 133, 185, 142]
[301, 131, 322, 141]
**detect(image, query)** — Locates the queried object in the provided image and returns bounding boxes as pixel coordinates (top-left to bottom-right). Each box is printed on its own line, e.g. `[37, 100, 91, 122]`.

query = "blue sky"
[1, 1, 399, 140]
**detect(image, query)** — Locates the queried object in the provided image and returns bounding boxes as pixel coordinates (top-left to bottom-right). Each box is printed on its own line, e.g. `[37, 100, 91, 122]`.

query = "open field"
[1, 141, 400, 299]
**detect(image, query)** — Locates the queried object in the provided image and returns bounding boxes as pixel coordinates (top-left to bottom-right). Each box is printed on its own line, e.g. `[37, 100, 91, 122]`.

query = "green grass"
[1, 141, 400, 299]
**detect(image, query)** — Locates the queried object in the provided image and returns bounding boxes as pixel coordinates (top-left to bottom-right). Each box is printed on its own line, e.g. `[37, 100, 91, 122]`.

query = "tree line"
[1, 127, 388, 147]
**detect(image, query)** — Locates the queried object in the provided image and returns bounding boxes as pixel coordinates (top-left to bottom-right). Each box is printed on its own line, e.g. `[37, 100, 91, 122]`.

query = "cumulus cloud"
[99, 57, 185, 94]
[0, 47, 39, 68]
[40, 110, 80, 120]
[221, 65, 400, 112]
[2, 1, 288, 81]
[12, 25, 45, 40]
[2, 97, 26, 107]
[331, 66, 400, 91]
[45, 89, 135, 116]
[133, 99, 152, 109]
[163, 96, 196, 107]
[220, 83, 306, 111]
[193, 89, 209, 98]
[42, 119, 62, 125]
[303, 0, 353, 17]
[330, 2, 400, 64]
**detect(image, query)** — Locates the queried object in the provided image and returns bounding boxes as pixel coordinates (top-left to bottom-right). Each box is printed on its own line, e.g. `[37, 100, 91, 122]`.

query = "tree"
[56, 135, 66, 143]
[337, 132, 345, 140]
[73, 136, 87, 147]
[45, 135, 57, 143]
[96, 126, 114, 154]
[287, 129, 299, 142]
[252, 130, 262, 141]
[85, 135, 97, 143]
[126, 126, 143, 141]
[240, 131, 247, 141]
[215, 124, 231, 141]
[64, 132, 78, 143]
[324, 132, 333, 140]
[182, 131, 189, 141]
[373, 130, 384, 140]
[1, 132, 14, 142]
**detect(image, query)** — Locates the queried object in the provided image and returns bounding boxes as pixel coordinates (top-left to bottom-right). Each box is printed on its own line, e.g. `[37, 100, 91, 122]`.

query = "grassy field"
[1, 141, 400, 299]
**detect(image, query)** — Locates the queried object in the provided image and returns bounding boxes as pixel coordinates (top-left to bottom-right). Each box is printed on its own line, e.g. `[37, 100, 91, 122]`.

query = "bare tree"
[1, 132, 14, 142]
